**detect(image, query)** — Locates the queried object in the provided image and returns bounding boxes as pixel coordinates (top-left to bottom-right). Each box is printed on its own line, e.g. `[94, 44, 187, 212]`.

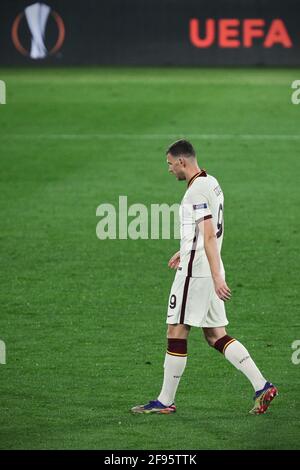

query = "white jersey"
[178, 170, 224, 278]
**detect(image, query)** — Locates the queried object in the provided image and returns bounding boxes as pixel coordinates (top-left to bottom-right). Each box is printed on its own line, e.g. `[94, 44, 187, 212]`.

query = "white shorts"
[166, 272, 228, 328]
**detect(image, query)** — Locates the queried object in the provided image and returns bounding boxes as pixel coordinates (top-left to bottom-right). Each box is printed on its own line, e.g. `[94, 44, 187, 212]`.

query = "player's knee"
[203, 327, 227, 347]
[203, 332, 225, 347]
[167, 324, 190, 339]
[205, 335, 217, 347]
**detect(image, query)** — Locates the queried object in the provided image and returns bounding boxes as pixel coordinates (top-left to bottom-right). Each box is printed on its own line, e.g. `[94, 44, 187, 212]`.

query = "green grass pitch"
[0, 67, 299, 450]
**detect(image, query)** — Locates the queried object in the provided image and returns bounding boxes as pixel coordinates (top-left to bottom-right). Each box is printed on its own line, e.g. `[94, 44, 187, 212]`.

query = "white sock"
[224, 340, 266, 392]
[157, 353, 187, 406]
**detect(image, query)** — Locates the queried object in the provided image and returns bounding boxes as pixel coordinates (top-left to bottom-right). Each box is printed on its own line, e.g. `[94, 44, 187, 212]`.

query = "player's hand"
[213, 275, 231, 301]
[168, 251, 180, 270]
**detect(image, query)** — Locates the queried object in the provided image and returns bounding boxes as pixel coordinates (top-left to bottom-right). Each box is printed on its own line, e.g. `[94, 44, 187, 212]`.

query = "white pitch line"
[1, 134, 300, 140]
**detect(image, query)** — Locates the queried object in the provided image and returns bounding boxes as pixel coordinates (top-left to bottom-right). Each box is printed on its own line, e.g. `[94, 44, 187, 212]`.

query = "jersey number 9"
[169, 294, 177, 309]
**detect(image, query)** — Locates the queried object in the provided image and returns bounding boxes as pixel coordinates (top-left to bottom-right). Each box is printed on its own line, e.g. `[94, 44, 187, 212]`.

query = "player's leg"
[131, 272, 191, 414]
[202, 327, 278, 414]
[155, 276, 211, 409]
[131, 274, 215, 414]
[203, 326, 267, 391]
[156, 273, 192, 408]
[157, 324, 190, 407]
[131, 324, 189, 414]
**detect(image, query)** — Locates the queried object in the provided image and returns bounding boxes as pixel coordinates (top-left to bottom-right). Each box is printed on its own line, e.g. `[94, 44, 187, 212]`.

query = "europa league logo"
[12, 2, 65, 59]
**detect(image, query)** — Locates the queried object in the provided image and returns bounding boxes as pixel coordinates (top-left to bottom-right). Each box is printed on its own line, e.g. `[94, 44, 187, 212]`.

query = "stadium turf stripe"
[2, 134, 300, 140]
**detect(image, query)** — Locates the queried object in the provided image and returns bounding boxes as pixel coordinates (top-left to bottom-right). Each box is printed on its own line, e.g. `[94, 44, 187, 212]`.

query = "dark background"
[1, 0, 300, 66]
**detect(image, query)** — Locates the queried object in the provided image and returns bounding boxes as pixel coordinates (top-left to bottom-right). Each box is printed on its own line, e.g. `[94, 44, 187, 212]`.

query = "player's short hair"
[166, 139, 196, 158]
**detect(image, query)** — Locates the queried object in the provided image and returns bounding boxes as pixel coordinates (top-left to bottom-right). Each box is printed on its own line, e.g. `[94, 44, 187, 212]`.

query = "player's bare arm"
[200, 217, 231, 301]
[168, 251, 180, 269]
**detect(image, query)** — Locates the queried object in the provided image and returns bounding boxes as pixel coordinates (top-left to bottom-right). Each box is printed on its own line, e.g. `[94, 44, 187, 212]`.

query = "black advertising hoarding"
[1, 0, 300, 66]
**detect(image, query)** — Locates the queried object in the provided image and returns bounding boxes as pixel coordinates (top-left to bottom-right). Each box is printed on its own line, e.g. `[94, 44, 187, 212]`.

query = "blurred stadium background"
[0, 0, 299, 450]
